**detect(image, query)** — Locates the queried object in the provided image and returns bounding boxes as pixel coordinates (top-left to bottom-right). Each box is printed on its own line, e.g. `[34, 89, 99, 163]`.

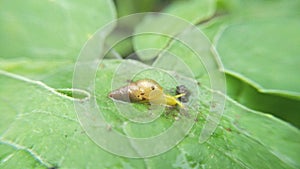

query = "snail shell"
[108, 79, 164, 103]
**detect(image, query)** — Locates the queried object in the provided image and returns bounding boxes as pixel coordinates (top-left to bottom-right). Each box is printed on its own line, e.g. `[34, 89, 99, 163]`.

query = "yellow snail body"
[108, 79, 184, 107]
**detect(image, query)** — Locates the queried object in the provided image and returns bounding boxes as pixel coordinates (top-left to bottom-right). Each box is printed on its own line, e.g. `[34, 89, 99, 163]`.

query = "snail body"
[109, 79, 184, 107]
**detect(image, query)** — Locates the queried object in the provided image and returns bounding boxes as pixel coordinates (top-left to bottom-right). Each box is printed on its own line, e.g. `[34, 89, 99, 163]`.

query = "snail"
[108, 79, 185, 107]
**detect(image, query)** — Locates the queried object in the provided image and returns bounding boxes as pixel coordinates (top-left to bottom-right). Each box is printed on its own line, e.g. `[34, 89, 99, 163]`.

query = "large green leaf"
[0, 68, 145, 169]
[0, 0, 116, 61]
[202, 0, 300, 96]
[0, 0, 117, 88]
[132, 0, 216, 60]
[1, 60, 299, 168]
[215, 18, 300, 96]
[198, 0, 300, 126]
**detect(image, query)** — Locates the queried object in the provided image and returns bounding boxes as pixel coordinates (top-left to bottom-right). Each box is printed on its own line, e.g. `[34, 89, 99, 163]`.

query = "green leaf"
[198, 0, 300, 126]
[0, 59, 88, 103]
[0, 0, 116, 61]
[110, 0, 175, 58]
[226, 73, 300, 128]
[0, 59, 74, 88]
[1, 59, 299, 168]
[215, 18, 300, 96]
[0, 69, 146, 169]
[133, 0, 216, 60]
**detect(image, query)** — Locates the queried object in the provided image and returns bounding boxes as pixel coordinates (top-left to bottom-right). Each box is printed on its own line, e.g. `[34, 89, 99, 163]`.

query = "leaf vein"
[0, 138, 52, 168]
